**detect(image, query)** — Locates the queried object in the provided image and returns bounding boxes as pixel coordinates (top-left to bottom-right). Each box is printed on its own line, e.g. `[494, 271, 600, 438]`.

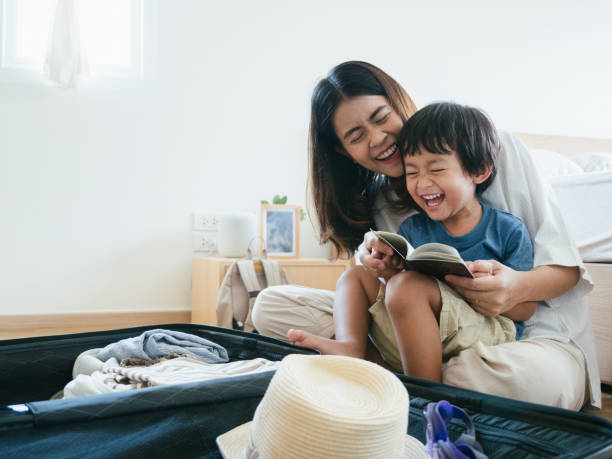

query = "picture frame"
[260, 204, 300, 259]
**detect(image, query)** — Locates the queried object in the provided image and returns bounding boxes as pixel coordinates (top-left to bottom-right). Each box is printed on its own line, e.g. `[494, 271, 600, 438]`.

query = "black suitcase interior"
[0, 324, 611, 458]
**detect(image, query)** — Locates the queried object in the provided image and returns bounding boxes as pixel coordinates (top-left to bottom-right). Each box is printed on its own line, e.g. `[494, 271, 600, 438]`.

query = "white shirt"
[373, 131, 600, 407]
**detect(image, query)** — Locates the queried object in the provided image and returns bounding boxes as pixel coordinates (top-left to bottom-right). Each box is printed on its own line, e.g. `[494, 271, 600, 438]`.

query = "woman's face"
[332, 95, 404, 178]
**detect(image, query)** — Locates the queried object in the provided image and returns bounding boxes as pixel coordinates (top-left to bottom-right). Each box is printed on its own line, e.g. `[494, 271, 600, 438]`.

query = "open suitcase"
[1, 324, 611, 458]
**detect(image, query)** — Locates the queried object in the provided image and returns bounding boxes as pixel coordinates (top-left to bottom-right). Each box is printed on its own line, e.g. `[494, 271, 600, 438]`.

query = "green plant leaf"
[260, 200, 269, 204]
[280, 195, 288, 204]
[300, 209, 306, 221]
[272, 194, 282, 204]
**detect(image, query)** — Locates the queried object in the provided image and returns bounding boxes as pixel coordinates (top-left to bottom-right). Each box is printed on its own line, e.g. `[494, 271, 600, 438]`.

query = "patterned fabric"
[64, 355, 279, 398]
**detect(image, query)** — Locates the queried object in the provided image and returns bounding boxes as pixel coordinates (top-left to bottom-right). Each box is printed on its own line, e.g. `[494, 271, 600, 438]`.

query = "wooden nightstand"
[191, 257, 353, 325]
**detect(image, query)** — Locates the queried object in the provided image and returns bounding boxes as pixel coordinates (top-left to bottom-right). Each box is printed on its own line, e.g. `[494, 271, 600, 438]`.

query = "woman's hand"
[357, 231, 404, 280]
[445, 259, 525, 317]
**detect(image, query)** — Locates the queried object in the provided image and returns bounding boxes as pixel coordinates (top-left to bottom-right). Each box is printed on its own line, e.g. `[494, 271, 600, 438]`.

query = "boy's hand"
[372, 249, 404, 280]
[358, 230, 404, 279]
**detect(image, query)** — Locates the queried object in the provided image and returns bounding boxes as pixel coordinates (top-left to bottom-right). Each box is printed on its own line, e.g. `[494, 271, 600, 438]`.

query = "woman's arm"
[471, 132, 586, 316]
[503, 301, 538, 321]
[518, 264, 581, 301]
[445, 260, 581, 317]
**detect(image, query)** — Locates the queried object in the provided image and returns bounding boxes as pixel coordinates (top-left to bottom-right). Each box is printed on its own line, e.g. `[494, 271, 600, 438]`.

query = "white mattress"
[550, 170, 612, 262]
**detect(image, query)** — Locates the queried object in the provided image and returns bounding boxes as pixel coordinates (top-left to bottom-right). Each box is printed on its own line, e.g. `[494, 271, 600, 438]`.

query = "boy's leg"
[385, 271, 443, 381]
[288, 266, 381, 358]
[436, 279, 516, 358]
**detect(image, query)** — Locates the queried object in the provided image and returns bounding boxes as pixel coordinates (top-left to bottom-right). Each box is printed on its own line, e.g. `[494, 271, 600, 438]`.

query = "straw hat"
[216, 354, 428, 458]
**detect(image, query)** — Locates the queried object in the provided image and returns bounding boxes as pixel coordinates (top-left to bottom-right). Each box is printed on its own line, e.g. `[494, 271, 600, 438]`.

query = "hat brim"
[216, 421, 252, 459]
[216, 421, 429, 459]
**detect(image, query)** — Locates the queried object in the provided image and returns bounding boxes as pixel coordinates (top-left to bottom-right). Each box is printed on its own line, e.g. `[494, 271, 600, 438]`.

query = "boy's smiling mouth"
[421, 193, 445, 208]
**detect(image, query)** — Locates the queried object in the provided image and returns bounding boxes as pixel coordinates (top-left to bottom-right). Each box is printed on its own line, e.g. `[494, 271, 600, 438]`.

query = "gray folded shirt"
[97, 329, 229, 363]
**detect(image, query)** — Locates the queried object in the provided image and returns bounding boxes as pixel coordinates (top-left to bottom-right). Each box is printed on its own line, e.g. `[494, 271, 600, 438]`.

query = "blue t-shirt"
[397, 201, 534, 339]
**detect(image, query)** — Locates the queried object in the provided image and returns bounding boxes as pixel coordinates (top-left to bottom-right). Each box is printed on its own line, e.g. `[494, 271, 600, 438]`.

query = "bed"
[516, 132, 612, 385]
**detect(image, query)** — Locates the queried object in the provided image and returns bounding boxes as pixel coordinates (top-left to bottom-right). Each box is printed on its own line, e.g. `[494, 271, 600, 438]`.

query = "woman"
[252, 61, 600, 410]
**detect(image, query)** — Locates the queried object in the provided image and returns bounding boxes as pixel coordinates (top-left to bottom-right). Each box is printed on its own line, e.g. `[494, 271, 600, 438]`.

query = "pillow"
[528, 148, 584, 179]
[570, 152, 612, 173]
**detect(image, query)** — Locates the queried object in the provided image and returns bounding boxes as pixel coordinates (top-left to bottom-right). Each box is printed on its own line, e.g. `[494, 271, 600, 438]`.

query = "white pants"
[252, 285, 587, 411]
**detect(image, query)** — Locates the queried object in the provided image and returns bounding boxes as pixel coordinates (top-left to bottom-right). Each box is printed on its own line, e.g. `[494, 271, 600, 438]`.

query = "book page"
[406, 243, 474, 278]
[405, 259, 474, 278]
[409, 243, 462, 261]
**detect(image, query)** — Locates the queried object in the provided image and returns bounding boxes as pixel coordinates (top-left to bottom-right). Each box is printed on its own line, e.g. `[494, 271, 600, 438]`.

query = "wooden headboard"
[515, 132, 612, 386]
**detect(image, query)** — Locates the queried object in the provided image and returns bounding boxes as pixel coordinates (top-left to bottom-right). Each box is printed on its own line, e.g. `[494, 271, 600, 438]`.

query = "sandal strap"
[424, 400, 488, 459]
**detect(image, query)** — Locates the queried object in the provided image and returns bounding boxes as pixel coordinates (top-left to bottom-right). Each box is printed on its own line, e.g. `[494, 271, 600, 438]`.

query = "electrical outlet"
[192, 231, 218, 253]
[193, 212, 221, 231]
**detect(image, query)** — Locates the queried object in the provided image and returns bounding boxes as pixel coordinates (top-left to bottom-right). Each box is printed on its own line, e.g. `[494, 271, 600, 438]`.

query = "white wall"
[1, 0, 611, 314]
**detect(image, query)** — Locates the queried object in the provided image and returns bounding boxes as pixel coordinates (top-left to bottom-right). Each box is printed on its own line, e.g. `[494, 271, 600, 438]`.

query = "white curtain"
[43, 0, 83, 88]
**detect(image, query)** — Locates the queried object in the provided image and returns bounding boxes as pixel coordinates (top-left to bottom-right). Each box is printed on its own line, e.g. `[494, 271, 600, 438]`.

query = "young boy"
[289, 102, 537, 382]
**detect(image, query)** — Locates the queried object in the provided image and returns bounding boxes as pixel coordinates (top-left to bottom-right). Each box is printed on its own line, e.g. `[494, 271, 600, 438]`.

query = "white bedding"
[530, 148, 612, 262]
[550, 170, 612, 262]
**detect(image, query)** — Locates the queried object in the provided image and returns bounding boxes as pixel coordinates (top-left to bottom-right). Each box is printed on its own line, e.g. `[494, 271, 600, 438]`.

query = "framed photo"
[260, 204, 300, 259]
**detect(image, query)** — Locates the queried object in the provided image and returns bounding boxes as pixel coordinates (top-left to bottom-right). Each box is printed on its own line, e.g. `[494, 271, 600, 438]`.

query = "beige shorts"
[369, 279, 517, 372]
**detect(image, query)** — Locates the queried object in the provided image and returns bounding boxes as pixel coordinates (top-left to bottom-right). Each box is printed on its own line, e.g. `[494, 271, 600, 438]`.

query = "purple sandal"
[424, 400, 488, 459]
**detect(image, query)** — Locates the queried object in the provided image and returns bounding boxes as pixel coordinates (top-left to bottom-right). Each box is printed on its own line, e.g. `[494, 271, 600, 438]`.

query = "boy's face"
[404, 147, 487, 227]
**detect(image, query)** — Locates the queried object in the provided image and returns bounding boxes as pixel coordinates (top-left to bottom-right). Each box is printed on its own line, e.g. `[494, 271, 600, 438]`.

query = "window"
[1, 0, 145, 79]
[1, 0, 56, 70]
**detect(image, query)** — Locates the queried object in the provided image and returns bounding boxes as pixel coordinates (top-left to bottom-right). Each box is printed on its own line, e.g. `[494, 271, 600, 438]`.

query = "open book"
[373, 230, 474, 279]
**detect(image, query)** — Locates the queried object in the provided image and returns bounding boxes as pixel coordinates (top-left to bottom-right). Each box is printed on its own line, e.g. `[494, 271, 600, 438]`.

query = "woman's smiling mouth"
[375, 144, 399, 163]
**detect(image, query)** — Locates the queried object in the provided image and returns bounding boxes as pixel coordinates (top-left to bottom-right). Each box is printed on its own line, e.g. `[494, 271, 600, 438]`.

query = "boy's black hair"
[398, 102, 499, 195]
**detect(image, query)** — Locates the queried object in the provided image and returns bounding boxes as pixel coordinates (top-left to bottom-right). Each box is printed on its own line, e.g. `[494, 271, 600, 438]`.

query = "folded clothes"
[72, 348, 105, 378]
[97, 329, 229, 364]
[63, 356, 280, 398]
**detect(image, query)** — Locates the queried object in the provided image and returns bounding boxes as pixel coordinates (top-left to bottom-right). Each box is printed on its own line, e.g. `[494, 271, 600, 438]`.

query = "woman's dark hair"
[398, 102, 499, 195]
[309, 61, 417, 256]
